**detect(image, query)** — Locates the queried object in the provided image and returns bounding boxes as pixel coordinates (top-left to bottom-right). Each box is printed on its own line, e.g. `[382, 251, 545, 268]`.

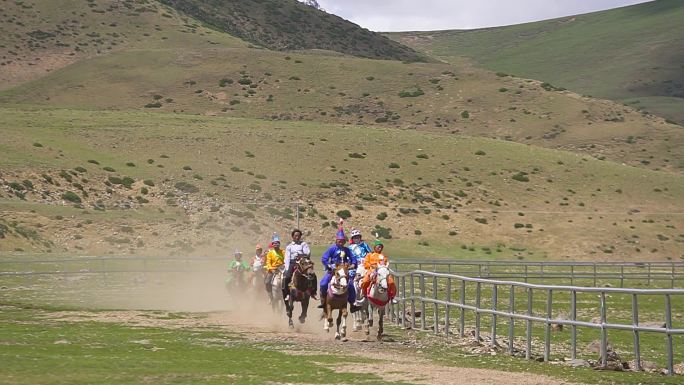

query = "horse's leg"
[287, 294, 294, 328]
[324, 302, 332, 332]
[377, 305, 385, 341]
[299, 294, 308, 324]
[364, 303, 370, 336]
[341, 306, 348, 338]
[335, 308, 342, 340]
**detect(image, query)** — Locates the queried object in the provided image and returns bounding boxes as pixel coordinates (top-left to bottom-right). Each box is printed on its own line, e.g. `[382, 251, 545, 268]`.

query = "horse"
[360, 265, 393, 340]
[321, 263, 349, 339]
[285, 256, 317, 328]
[269, 265, 285, 313]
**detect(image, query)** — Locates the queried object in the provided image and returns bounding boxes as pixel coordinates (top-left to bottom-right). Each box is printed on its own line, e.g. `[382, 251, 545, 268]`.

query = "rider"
[264, 234, 285, 294]
[251, 244, 266, 270]
[349, 228, 372, 267]
[282, 228, 312, 301]
[227, 249, 249, 285]
[318, 223, 358, 311]
[360, 240, 390, 295]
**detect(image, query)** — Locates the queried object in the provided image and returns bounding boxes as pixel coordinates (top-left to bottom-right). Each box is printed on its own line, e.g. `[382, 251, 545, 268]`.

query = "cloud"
[315, 0, 653, 31]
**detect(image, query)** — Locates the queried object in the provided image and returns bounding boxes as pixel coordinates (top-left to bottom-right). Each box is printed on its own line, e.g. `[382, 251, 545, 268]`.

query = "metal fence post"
[665, 294, 673, 375]
[475, 282, 482, 343]
[593, 263, 598, 287]
[433, 275, 439, 334]
[508, 285, 515, 355]
[445, 277, 451, 336]
[459, 280, 466, 337]
[524, 265, 528, 283]
[620, 265, 624, 288]
[491, 284, 498, 348]
[571, 290, 577, 360]
[420, 273, 426, 330]
[410, 273, 416, 329]
[600, 292, 607, 367]
[631, 293, 641, 371]
[544, 289, 552, 362]
[570, 265, 574, 286]
[526, 287, 533, 360]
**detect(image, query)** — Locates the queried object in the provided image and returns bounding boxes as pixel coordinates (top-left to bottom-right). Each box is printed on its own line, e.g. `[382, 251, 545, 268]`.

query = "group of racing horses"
[229, 224, 395, 340]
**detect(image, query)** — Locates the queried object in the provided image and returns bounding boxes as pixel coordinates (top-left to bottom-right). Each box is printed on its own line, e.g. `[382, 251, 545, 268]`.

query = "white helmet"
[350, 228, 361, 238]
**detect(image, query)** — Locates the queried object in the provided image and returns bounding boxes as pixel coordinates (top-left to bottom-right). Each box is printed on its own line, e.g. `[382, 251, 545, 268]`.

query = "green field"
[389, 0, 684, 125]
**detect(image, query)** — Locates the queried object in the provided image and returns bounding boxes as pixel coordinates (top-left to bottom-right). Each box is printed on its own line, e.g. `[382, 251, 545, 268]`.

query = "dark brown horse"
[285, 256, 317, 328]
[321, 263, 349, 339]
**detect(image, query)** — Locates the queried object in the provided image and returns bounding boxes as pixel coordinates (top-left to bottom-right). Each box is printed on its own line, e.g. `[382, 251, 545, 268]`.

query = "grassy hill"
[0, 0, 247, 89]
[159, 0, 426, 62]
[389, 0, 684, 125]
[0, 0, 682, 260]
[1, 107, 683, 261]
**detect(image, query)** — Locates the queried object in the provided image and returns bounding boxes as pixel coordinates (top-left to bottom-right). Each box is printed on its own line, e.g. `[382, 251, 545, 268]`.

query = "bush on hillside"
[174, 181, 199, 193]
[62, 191, 81, 203]
[336, 210, 352, 219]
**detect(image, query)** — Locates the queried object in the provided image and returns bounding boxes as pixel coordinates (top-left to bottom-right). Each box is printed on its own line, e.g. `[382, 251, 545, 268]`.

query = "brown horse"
[285, 256, 317, 328]
[321, 263, 349, 339]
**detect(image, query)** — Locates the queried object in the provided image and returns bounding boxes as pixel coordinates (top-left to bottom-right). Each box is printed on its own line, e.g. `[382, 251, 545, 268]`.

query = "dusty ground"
[45, 298, 580, 385]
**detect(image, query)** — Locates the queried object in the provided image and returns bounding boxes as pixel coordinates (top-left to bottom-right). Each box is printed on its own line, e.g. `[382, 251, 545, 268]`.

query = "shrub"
[336, 210, 352, 219]
[143, 179, 154, 186]
[62, 191, 81, 203]
[374, 225, 392, 239]
[461, 111, 470, 119]
[441, 214, 450, 220]
[398, 88, 424, 98]
[414, 229, 422, 235]
[512, 172, 529, 182]
[33, 142, 43, 147]
[174, 181, 199, 193]
[376, 212, 388, 221]
[126, 162, 135, 167]
[182, 165, 192, 171]
[289, 76, 300, 81]
[514, 223, 525, 229]
[238, 78, 252, 85]
[219, 78, 233, 87]
[388, 162, 400, 169]
[144, 102, 162, 108]
[59, 170, 73, 182]
[416, 153, 429, 159]
[475, 150, 486, 156]
[499, 88, 509, 92]
[475, 218, 488, 224]
[349, 153, 365, 159]
[140, 187, 149, 195]
[230, 100, 240, 105]
[366, 76, 375, 81]
[74, 166, 87, 173]
[102, 166, 115, 172]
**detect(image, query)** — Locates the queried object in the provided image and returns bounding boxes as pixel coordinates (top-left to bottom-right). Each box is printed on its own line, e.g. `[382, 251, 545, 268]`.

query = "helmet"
[350, 228, 361, 238]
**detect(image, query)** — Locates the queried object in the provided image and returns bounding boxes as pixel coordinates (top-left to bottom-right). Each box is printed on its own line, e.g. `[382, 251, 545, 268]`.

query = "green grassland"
[389, 0, 684, 125]
[0, 108, 682, 260]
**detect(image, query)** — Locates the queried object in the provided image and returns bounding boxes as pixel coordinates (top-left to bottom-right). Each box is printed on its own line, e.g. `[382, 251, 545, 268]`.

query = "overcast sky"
[313, 0, 653, 32]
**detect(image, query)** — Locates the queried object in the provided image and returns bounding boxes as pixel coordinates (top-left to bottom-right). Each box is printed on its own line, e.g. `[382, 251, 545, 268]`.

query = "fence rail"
[391, 260, 684, 288]
[388, 270, 684, 375]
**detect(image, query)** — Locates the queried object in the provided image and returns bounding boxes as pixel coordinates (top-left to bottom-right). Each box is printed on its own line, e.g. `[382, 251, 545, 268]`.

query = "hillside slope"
[0, 0, 247, 90]
[389, 0, 684, 125]
[159, 0, 426, 62]
[1, 108, 682, 260]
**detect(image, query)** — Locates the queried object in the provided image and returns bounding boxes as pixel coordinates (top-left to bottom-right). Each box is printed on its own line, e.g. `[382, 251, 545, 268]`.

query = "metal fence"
[388, 270, 684, 375]
[391, 260, 684, 288]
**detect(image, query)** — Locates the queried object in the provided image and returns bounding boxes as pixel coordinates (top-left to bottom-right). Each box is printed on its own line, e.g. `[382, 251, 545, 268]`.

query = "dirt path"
[46, 303, 580, 385]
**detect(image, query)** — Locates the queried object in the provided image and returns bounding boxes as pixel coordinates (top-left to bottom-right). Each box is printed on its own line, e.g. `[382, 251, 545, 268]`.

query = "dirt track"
[48, 299, 580, 385]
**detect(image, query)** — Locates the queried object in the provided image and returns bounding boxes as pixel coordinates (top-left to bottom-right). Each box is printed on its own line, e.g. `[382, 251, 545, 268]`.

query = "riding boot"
[317, 296, 326, 309]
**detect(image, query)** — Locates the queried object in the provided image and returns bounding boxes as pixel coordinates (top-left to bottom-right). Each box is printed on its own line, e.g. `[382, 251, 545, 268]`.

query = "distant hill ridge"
[160, 0, 426, 61]
[389, 0, 684, 124]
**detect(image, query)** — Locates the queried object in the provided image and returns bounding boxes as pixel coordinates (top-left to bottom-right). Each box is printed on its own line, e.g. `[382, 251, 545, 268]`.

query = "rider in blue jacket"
[318, 225, 358, 310]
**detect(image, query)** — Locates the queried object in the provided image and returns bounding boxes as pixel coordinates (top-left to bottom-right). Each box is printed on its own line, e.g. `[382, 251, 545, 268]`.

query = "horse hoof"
[368, 320, 373, 327]
[335, 334, 341, 340]
[299, 317, 306, 324]
[376, 334, 382, 341]
[288, 320, 294, 328]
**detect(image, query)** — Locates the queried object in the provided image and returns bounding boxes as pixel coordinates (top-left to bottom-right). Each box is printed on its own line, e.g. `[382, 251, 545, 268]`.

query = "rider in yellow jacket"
[264, 234, 285, 293]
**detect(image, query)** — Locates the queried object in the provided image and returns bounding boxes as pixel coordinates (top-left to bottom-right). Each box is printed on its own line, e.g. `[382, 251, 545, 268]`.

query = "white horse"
[359, 265, 392, 340]
[269, 265, 285, 313]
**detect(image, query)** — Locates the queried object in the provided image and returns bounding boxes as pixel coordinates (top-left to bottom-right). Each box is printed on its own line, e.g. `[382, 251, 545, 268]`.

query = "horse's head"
[332, 263, 349, 288]
[296, 256, 315, 277]
[374, 266, 390, 292]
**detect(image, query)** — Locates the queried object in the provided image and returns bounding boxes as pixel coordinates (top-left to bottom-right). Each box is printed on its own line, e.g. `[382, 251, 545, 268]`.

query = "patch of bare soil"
[44, 297, 580, 385]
